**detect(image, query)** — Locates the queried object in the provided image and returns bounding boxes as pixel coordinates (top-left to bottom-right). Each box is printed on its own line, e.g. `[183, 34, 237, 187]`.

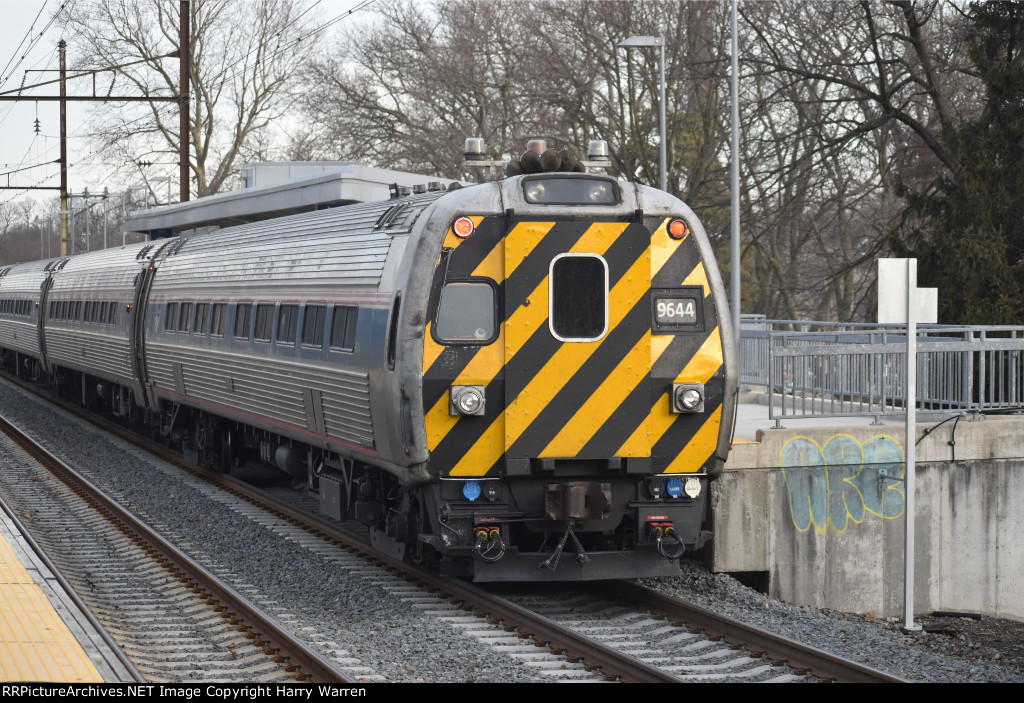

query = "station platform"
[0, 502, 131, 682]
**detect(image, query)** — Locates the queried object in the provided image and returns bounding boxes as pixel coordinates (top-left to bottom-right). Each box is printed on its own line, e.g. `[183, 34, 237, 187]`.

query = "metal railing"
[739, 317, 1024, 423]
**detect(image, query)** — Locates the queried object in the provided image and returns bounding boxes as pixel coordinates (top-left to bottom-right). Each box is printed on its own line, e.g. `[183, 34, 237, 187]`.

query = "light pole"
[150, 176, 172, 206]
[730, 0, 741, 344]
[616, 35, 667, 192]
[34, 217, 43, 259]
[124, 185, 149, 246]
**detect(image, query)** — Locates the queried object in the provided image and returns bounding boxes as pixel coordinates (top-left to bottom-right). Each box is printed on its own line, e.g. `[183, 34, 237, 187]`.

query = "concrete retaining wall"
[712, 415, 1024, 620]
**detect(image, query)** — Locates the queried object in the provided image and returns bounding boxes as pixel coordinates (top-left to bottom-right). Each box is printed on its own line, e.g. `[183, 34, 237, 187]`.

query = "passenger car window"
[179, 302, 192, 333]
[211, 304, 226, 336]
[165, 303, 178, 331]
[254, 304, 274, 342]
[435, 282, 496, 343]
[194, 303, 209, 335]
[277, 305, 298, 344]
[302, 305, 326, 347]
[330, 306, 358, 351]
[234, 303, 251, 339]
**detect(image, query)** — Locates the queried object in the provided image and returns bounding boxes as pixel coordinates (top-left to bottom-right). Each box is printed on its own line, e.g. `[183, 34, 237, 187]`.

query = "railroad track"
[0, 373, 904, 683]
[593, 581, 905, 683]
[0, 411, 357, 684]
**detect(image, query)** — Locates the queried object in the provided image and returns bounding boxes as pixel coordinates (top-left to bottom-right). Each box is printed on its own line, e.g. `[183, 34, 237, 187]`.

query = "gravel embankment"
[642, 562, 1024, 682]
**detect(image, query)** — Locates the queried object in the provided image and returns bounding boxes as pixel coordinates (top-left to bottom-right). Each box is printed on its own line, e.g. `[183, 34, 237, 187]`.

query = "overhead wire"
[0, 1, 73, 90]
[0, 0, 52, 89]
[4, 0, 378, 205]
[0, 0, 75, 194]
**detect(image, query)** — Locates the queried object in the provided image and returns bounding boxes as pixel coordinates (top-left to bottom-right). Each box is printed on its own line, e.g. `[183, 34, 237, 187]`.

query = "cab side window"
[434, 281, 497, 344]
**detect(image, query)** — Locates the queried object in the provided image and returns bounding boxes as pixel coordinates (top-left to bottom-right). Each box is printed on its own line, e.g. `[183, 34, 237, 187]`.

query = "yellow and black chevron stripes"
[425, 220, 633, 464]
[421, 219, 586, 472]
[682, 260, 711, 297]
[439, 220, 650, 476]
[540, 331, 654, 457]
[423, 213, 725, 478]
[635, 326, 725, 473]
[502, 232, 649, 461]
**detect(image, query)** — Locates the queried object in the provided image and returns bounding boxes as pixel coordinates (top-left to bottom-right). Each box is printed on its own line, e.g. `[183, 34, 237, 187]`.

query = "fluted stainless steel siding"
[148, 199, 424, 293]
[144, 195, 437, 459]
[145, 343, 374, 450]
[45, 243, 153, 383]
[0, 259, 52, 358]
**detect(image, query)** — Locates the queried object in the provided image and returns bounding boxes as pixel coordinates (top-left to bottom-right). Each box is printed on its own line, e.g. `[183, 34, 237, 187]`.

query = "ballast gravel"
[640, 563, 1024, 682]
[1, 380, 1022, 683]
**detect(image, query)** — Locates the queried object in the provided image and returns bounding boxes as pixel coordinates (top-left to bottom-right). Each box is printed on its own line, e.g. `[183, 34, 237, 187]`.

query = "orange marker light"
[668, 219, 688, 240]
[453, 217, 475, 238]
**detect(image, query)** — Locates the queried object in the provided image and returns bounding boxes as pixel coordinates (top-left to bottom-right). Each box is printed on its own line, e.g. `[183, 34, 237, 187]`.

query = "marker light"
[668, 219, 688, 240]
[453, 217, 475, 238]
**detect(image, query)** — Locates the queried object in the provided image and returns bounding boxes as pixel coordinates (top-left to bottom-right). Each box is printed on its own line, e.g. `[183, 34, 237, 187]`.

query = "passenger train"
[0, 156, 735, 581]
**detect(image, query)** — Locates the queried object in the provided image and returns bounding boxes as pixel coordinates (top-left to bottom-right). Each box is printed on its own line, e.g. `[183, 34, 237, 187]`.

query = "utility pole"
[0, 4, 192, 247]
[180, 0, 190, 203]
[60, 39, 69, 257]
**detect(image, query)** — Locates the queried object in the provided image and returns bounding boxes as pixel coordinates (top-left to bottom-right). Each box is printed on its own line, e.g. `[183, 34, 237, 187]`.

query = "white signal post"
[877, 258, 937, 632]
[904, 259, 919, 632]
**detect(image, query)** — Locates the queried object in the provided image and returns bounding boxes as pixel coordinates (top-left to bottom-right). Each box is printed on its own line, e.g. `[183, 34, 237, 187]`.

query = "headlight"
[450, 385, 486, 416]
[680, 389, 701, 409]
[524, 182, 546, 201]
[671, 383, 704, 413]
[588, 183, 610, 201]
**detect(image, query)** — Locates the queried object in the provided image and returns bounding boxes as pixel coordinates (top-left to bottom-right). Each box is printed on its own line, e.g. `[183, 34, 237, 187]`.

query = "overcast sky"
[0, 0, 370, 211]
[0, 1, 86, 209]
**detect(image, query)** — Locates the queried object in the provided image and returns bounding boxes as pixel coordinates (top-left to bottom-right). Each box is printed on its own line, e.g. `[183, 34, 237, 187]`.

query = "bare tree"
[735, 0, 977, 321]
[293, 0, 733, 240]
[293, 0, 547, 177]
[64, 0, 315, 197]
[292, 0, 982, 323]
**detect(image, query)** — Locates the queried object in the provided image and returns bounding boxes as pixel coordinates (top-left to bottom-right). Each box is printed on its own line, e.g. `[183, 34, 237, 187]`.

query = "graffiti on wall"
[780, 434, 905, 535]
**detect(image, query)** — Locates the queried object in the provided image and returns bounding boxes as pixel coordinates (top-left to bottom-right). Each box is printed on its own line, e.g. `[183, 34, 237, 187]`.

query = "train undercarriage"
[4, 357, 708, 582]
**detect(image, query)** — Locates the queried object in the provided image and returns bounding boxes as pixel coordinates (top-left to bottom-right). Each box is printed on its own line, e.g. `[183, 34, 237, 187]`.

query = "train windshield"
[435, 281, 496, 343]
[522, 177, 618, 204]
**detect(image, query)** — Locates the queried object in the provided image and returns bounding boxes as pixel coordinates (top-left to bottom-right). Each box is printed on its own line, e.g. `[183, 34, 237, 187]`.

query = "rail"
[0, 410, 354, 684]
[739, 317, 1024, 423]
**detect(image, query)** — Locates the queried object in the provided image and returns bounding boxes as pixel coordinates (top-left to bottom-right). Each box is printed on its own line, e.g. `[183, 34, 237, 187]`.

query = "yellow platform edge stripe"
[0, 532, 104, 682]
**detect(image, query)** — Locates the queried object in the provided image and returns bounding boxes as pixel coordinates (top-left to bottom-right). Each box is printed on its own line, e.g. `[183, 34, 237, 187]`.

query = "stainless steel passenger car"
[43, 244, 154, 412]
[0, 259, 52, 373]
[0, 173, 735, 582]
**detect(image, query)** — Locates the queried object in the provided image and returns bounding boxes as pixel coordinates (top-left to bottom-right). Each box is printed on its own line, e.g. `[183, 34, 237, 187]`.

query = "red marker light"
[453, 217, 475, 238]
[668, 219, 688, 240]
